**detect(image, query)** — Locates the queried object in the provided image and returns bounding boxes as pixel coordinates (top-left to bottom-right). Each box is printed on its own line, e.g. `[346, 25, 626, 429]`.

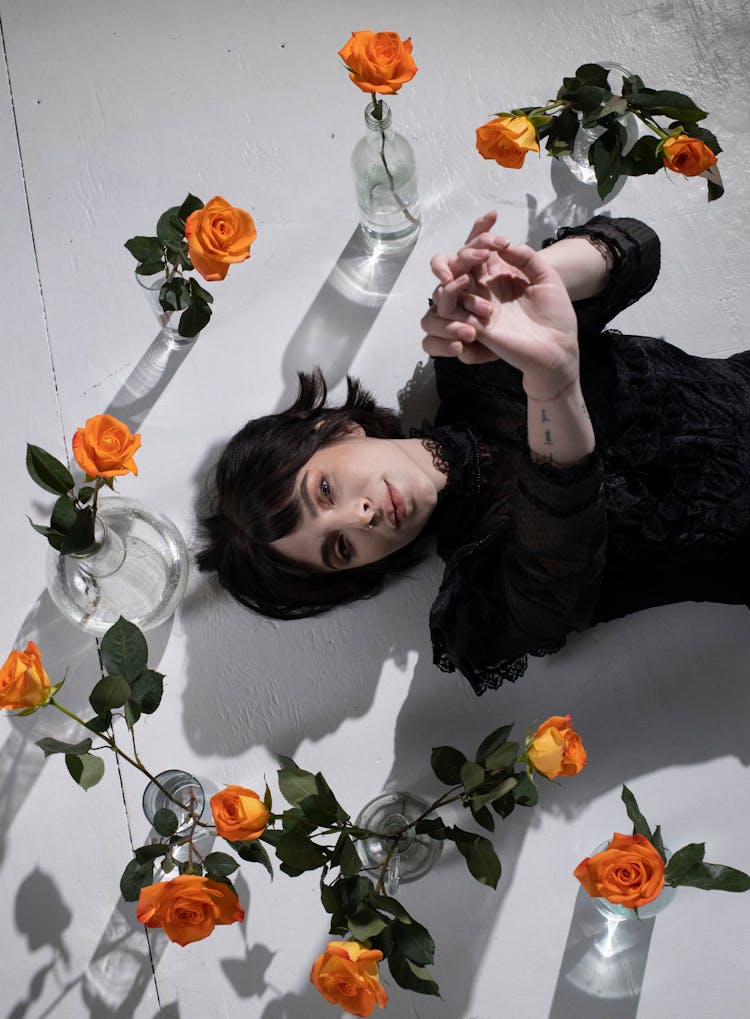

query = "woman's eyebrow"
[299, 471, 319, 518]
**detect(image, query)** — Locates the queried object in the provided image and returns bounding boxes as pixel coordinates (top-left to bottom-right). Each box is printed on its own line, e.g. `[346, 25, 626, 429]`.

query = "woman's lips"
[385, 483, 406, 528]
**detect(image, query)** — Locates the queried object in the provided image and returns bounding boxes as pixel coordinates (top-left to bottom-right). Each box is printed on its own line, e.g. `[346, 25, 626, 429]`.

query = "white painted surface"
[1, 1, 749, 1017]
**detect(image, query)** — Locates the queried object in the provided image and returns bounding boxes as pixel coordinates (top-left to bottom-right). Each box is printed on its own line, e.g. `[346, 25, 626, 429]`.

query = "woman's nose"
[353, 497, 374, 528]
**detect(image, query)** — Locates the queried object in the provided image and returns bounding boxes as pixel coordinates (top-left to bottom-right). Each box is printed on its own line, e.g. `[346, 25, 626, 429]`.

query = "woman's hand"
[421, 238, 580, 395]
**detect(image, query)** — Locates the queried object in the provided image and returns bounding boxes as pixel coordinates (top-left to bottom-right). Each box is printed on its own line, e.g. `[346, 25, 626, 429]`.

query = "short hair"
[196, 370, 424, 619]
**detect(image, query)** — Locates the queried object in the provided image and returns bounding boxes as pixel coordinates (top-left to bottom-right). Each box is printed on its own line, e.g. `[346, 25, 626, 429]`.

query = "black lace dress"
[428, 216, 750, 696]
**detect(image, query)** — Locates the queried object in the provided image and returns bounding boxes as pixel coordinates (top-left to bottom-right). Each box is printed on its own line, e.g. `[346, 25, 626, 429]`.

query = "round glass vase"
[142, 770, 205, 836]
[46, 495, 189, 636]
[589, 839, 678, 922]
[354, 791, 442, 895]
[135, 271, 200, 348]
[351, 100, 421, 245]
[559, 62, 639, 186]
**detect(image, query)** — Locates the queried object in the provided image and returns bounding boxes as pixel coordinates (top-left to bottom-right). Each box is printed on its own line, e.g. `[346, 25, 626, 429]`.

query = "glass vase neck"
[70, 516, 127, 578]
[364, 100, 393, 132]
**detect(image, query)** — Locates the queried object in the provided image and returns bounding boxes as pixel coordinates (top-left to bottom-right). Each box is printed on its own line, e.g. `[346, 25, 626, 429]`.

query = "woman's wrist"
[538, 236, 610, 302]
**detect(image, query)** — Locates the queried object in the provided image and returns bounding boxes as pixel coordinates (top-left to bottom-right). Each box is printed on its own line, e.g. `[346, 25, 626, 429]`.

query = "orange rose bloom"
[476, 115, 539, 169]
[184, 196, 256, 282]
[310, 940, 388, 1018]
[574, 832, 666, 908]
[338, 31, 417, 95]
[528, 715, 587, 779]
[662, 134, 717, 177]
[210, 785, 270, 841]
[0, 641, 52, 711]
[136, 874, 244, 946]
[72, 414, 141, 478]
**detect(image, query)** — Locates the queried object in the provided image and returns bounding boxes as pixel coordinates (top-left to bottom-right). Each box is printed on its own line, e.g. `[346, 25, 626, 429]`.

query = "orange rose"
[210, 785, 270, 841]
[574, 832, 665, 908]
[0, 641, 51, 711]
[136, 874, 244, 946]
[310, 940, 388, 1018]
[72, 414, 141, 478]
[338, 31, 417, 95]
[662, 134, 717, 177]
[184, 196, 256, 282]
[476, 115, 539, 169]
[528, 715, 587, 780]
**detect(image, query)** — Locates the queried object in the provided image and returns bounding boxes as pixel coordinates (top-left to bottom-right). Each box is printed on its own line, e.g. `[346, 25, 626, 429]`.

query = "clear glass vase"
[355, 791, 442, 895]
[559, 62, 639, 186]
[135, 272, 199, 348]
[142, 770, 205, 836]
[351, 100, 421, 245]
[46, 496, 189, 636]
[589, 839, 678, 922]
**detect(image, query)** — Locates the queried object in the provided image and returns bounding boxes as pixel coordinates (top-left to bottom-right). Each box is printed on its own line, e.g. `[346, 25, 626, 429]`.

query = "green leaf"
[512, 772, 539, 807]
[394, 918, 435, 966]
[277, 760, 319, 805]
[621, 785, 653, 842]
[334, 833, 362, 878]
[124, 235, 164, 263]
[274, 827, 328, 872]
[591, 124, 625, 199]
[135, 260, 167, 276]
[77, 485, 95, 504]
[178, 298, 212, 338]
[675, 861, 750, 892]
[348, 908, 387, 942]
[36, 736, 92, 757]
[676, 121, 721, 155]
[178, 860, 203, 876]
[485, 741, 520, 772]
[414, 817, 450, 840]
[27, 519, 65, 548]
[124, 699, 141, 728]
[59, 507, 95, 554]
[188, 275, 214, 304]
[89, 673, 131, 714]
[369, 894, 413, 923]
[388, 951, 441, 997]
[231, 839, 274, 879]
[177, 193, 204, 221]
[100, 617, 148, 682]
[471, 775, 517, 809]
[129, 669, 164, 714]
[460, 760, 485, 792]
[65, 752, 105, 790]
[651, 824, 665, 861]
[159, 277, 191, 312]
[134, 843, 170, 863]
[470, 803, 495, 832]
[475, 724, 514, 764]
[120, 858, 154, 901]
[205, 851, 240, 879]
[620, 135, 662, 177]
[153, 808, 179, 837]
[430, 745, 467, 785]
[156, 206, 186, 252]
[637, 89, 707, 121]
[575, 62, 611, 89]
[456, 835, 502, 889]
[50, 495, 77, 533]
[26, 444, 74, 495]
[664, 842, 705, 885]
[545, 106, 580, 158]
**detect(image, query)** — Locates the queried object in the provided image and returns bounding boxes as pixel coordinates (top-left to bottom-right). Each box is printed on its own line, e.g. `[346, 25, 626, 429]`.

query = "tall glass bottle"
[351, 100, 421, 244]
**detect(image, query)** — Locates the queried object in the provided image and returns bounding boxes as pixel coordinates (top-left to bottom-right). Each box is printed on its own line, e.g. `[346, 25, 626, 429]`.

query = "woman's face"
[271, 427, 444, 572]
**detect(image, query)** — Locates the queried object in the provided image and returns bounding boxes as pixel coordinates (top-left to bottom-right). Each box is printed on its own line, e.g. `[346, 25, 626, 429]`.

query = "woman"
[197, 214, 750, 694]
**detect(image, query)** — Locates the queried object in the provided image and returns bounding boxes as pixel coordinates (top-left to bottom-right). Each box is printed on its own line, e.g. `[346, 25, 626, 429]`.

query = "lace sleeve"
[542, 216, 661, 336]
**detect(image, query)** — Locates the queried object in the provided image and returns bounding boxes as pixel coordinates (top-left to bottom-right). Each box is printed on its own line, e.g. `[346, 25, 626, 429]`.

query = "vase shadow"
[275, 225, 417, 411]
[547, 888, 654, 1019]
[106, 330, 197, 434]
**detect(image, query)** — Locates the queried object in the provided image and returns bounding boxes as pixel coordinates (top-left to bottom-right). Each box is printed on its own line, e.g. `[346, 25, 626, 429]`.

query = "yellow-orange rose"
[528, 715, 587, 779]
[136, 874, 244, 946]
[72, 414, 141, 478]
[184, 196, 256, 282]
[338, 31, 417, 95]
[0, 641, 52, 711]
[210, 784, 270, 841]
[662, 134, 717, 177]
[310, 940, 388, 1018]
[574, 832, 665, 908]
[476, 115, 539, 169]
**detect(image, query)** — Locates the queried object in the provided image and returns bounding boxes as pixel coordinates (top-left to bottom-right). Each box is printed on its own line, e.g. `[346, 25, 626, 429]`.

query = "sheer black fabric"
[427, 217, 750, 696]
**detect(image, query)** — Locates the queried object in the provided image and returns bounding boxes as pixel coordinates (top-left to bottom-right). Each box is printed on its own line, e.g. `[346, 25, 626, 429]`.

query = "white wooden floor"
[2, 1, 749, 1017]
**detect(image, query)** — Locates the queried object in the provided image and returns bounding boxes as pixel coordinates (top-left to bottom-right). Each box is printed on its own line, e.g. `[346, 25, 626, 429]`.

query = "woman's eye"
[320, 477, 331, 499]
[337, 535, 351, 562]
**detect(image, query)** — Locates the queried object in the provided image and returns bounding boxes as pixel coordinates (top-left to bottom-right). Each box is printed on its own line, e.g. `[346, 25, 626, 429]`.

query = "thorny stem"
[371, 92, 420, 229]
[49, 698, 211, 828]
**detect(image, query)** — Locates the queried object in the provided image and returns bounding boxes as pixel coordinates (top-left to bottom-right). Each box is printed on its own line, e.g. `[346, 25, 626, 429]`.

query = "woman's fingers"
[421, 333, 498, 364]
[463, 210, 498, 244]
[430, 246, 490, 285]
